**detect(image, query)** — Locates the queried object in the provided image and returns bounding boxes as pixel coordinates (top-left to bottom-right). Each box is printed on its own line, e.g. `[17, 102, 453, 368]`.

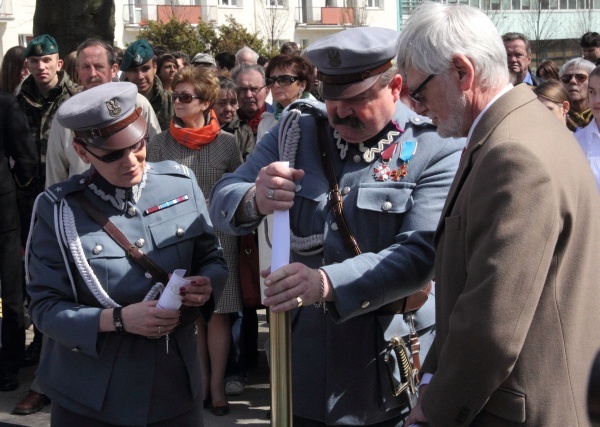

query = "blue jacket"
[27, 161, 228, 425]
[210, 100, 464, 424]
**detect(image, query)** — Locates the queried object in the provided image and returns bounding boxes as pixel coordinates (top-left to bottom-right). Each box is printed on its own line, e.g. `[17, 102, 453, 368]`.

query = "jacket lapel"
[434, 85, 536, 245]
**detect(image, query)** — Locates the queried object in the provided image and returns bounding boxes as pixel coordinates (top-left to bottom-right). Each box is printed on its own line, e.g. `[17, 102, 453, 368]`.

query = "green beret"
[120, 39, 154, 71]
[22, 34, 59, 58]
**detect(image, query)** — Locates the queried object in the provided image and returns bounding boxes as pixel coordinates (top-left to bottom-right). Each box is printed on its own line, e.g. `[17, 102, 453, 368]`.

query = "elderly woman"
[157, 53, 180, 92]
[147, 67, 243, 416]
[559, 58, 596, 131]
[534, 79, 573, 128]
[257, 54, 314, 141]
[215, 78, 255, 160]
[26, 81, 228, 425]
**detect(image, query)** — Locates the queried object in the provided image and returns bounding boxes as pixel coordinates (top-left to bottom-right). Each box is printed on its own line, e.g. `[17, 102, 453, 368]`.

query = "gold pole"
[270, 310, 293, 426]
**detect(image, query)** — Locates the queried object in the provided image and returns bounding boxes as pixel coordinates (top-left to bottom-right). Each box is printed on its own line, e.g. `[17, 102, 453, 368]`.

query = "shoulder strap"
[73, 192, 169, 284]
[309, 111, 362, 256]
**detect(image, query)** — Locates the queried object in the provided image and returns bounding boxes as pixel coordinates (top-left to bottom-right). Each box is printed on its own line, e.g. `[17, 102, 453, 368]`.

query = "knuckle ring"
[158, 326, 162, 334]
[267, 188, 275, 200]
[296, 296, 303, 307]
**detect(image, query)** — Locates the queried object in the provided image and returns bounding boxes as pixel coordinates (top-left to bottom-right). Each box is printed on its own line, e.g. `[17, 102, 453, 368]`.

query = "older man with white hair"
[235, 46, 259, 66]
[397, 3, 600, 426]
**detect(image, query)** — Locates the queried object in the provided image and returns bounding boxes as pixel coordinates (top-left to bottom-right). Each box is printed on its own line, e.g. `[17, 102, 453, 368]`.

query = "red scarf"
[240, 104, 266, 134]
[169, 110, 221, 149]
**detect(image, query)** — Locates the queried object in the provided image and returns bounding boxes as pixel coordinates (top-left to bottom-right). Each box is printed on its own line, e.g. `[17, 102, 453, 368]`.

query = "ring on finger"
[296, 296, 303, 307]
[267, 188, 275, 200]
[158, 325, 162, 334]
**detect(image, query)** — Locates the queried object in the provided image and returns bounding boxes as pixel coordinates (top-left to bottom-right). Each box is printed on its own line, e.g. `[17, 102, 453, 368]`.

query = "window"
[366, 0, 381, 7]
[267, 0, 284, 7]
[219, 0, 238, 6]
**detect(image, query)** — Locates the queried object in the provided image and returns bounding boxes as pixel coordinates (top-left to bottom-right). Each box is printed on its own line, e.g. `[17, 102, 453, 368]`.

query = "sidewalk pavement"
[0, 311, 271, 427]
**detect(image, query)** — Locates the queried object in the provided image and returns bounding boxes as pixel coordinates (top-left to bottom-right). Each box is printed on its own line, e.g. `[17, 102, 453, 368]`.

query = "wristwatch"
[113, 306, 125, 333]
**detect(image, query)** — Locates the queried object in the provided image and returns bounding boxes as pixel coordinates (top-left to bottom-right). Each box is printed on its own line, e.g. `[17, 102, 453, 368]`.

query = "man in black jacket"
[0, 91, 38, 391]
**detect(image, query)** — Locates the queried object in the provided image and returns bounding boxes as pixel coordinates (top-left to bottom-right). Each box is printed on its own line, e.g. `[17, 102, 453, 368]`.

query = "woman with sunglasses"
[26, 82, 228, 425]
[147, 66, 243, 416]
[256, 54, 315, 142]
[559, 58, 596, 131]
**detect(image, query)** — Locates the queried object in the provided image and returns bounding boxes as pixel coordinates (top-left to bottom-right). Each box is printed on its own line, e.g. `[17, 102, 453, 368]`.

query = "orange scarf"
[169, 110, 221, 149]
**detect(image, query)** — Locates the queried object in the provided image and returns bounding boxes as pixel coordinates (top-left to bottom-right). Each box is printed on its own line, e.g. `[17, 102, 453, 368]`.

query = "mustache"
[332, 114, 365, 130]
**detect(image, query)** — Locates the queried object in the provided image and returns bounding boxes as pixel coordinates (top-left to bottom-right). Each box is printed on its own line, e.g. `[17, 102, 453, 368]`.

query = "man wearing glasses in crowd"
[232, 64, 274, 146]
[559, 58, 596, 131]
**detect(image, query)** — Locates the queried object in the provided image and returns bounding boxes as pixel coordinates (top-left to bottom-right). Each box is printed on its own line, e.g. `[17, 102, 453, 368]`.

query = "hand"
[179, 276, 212, 307]
[262, 263, 321, 312]
[121, 300, 180, 338]
[405, 384, 428, 426]
[255, 162, 304, 216]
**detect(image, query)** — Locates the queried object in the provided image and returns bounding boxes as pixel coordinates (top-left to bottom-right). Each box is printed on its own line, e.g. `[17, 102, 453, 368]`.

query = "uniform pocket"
[481, 387, 526, 423]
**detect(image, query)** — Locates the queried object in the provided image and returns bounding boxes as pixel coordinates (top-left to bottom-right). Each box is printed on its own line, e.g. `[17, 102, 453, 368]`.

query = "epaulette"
[43, 175, 88, 203]
[146, 160, 193, 179]
[409, 115, 435, 128]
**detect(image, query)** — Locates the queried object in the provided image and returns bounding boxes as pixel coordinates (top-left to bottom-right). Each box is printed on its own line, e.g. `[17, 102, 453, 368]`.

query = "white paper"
[262, 161, 291, 304]
[156, 269, 190, 310]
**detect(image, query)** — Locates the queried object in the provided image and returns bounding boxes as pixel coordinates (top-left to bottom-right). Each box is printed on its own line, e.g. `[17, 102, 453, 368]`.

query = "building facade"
[1, 0, 598, 66]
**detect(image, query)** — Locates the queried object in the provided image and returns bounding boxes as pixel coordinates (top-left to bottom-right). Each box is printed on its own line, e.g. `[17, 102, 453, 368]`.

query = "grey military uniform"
[210, 99, 464, 425]
[27, 161, 228, 425]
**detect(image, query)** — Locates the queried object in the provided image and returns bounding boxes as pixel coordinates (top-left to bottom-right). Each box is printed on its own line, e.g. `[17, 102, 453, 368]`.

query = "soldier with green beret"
[16, 33, 80, 369]
[121, 39, 174, 130]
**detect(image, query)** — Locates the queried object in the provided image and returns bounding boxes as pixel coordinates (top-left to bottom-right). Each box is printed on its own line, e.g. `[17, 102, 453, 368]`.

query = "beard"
[436, 79, 467, 139]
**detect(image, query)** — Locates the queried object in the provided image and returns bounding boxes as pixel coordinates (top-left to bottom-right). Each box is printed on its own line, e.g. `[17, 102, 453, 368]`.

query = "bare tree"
[342, 0, 369, 27]
[255, 0, 291, 54]
[520, 0, 558, 67]
[571, 0, 600, 37]
[481, 0, 511, 35]
[34, 0, 115, 56]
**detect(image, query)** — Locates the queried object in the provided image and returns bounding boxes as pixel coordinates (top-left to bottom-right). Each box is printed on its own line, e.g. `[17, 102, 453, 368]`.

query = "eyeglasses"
[266, 75, 298, 87]
[409, 74, 435, 104]
[237, 86, 266, 95]
[560, 73, 588, 84]
[82, 135, 147, 163]
[171, 92, 200, 103]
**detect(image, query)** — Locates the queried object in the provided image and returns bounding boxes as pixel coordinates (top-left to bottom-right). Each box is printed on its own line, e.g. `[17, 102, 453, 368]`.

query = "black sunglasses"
[266, 75, 298, 87]
[171, 92, 200, 103]
[82, 135, 147, 163]
[409, 74, 435, 104]
[560, 73, 588, 84]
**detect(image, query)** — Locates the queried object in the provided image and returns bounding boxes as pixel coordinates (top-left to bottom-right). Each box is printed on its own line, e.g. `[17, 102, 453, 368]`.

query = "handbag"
[239, 231, 262, 308]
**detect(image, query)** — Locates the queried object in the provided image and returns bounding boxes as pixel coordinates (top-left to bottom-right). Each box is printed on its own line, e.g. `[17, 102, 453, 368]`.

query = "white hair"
[559, 58, 596, 76]
[396, 2, 509, 90]
[235, 46, 259, 64]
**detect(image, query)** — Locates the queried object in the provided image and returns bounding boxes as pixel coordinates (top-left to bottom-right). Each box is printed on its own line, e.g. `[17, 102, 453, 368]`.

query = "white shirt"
[575, 119, 600, 192]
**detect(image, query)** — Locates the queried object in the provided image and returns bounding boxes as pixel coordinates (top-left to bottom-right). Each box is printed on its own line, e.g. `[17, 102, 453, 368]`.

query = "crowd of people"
[0, 5, 599, 426]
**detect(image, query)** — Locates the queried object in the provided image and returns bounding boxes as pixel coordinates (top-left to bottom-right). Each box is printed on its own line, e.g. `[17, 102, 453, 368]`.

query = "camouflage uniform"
[17, 70, 80, 244]
[148, 77, 174, 131]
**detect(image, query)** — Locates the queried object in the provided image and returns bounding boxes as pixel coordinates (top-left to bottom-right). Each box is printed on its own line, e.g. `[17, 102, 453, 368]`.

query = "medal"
[144, 195, 189, 215]
[373, 142, 398, 181]
[390, 141, 417, 181]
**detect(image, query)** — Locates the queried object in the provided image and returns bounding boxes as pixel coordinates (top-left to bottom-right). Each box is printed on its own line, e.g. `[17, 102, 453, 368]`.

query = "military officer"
[26, 82, 228, 425]
[209, 27, 464, 426]
[121, 39, 174, 130]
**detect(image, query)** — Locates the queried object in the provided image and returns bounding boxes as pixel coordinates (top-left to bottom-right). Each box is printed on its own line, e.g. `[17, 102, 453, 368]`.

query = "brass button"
[176, 227, 185, 237]
[295, 184, 302, 192]
[361, 301, 370, 308]
[135, 238, 145, 248]
[330, 222, 338, 231]
[145, 272, 153, 279]
[381, 201, 392, 211]
[127, 207, 137, 216]
[353, 154, 362, 163]
[92, 244, 103, 255]
[71, 346, 81, 352]
[341, 186, 351, 195]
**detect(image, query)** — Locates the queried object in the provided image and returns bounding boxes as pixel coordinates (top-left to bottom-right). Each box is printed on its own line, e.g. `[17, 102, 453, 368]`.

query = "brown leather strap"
[74, 107, 142, 140]
[74, 192, 169, 284]
[308, 108, 430, 315]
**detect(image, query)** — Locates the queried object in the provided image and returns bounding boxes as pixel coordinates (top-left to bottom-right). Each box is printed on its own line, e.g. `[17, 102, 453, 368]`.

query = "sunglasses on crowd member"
[82, 135, 148, 163]
[560, 74, 588, 84]
[171, 92, 200, 103]
[266, 75, 298, 87]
